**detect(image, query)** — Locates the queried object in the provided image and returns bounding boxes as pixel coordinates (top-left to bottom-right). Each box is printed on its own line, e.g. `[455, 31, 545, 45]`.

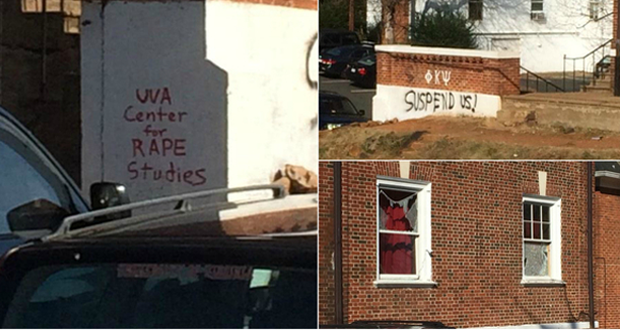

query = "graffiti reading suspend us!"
[124, 87, 207, 187]
[404, 89, 478, 113]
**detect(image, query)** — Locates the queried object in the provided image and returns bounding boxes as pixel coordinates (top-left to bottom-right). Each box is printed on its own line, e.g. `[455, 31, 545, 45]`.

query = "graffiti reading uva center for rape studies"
[123, 87, 207, 187]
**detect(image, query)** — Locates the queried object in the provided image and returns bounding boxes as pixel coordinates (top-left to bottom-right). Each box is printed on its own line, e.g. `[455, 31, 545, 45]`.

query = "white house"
[367, 0, 613, 73]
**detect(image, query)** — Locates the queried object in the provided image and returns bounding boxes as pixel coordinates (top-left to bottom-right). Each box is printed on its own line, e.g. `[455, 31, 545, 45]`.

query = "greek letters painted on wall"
[404, 89, 478, 113]
[424, 69, 451, 86]
[123, 87, 207, 187]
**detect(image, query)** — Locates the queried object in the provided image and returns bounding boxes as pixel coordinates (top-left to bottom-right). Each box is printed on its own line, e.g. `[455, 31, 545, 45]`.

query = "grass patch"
[414, 138, 620, 159]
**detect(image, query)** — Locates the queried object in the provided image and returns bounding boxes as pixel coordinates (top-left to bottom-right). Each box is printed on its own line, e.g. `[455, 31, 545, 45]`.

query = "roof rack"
[361, 41, 375, 47]
[45, 184, 286, 240]
[241, 229, 318, 239]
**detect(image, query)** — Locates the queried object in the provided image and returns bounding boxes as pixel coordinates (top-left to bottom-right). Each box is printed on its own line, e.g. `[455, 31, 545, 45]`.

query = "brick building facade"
[375, 47, 520, 96]
[319, 161, 618, 328]
[593, 163, 620, 328]
[372, 46, 519, 122]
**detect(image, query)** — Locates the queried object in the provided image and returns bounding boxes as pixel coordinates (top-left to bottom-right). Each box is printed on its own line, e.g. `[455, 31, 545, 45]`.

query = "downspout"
[587, 162, 595, 329]
[0, 0, 3, 104]
[41, 0, 48, 101]
[334, 162, 343, 325]
[615, 0, 620, 96]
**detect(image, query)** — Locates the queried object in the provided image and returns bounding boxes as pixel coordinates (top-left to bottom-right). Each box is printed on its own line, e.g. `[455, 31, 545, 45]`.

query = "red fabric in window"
[380, 205, 413, 274]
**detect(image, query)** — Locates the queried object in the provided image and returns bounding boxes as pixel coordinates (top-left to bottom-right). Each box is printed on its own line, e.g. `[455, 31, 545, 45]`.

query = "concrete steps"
[581, 74, 612, 93]
[497, 93, 620, 131]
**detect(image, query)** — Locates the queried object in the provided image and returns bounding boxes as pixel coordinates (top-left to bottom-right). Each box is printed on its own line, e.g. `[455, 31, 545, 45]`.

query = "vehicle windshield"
[326, 47, 355, 57]
[0, 119, 87, 235]
[358, 55, 376, 66]
[341, 34, 358, 45]
[1, 262, 316, 328]
[320, 96, 359, 116]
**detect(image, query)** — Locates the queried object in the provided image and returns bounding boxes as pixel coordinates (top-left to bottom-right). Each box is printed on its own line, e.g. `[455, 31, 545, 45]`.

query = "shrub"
[410, 6, 478, 49]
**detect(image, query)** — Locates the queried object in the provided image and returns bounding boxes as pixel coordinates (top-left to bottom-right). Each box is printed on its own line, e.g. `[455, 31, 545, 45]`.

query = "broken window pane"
[524, 242, 548, 276]
[404, 198, 418, 232]
[378, 188, 417, 233]
[379, 207, 388, 230]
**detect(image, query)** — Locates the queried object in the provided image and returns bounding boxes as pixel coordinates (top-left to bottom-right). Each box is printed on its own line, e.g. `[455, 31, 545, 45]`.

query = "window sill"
[373, 280, 437, 288]
[521, 278, 565, 287]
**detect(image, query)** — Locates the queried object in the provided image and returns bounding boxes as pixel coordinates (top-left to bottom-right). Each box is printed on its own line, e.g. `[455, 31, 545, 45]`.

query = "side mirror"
[90, 182, 131, 221]
[7, 199, 68, 236]
[359, 109, 365, 116]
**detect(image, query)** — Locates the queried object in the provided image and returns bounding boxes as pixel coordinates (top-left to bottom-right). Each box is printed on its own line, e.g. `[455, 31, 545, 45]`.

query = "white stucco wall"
[373, 84, 501, 121]
[369, 0, 612, 73]
[81, 0, 317, 203]
[205, 0, 318, 196]
[468, 0, 613, 73]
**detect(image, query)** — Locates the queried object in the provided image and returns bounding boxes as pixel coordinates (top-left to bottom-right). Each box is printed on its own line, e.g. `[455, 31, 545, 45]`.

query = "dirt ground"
[319, 116, 620, 159]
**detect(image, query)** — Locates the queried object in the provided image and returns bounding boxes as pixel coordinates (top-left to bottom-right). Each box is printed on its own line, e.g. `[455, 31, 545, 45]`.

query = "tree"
[319, 0, 368, 32]
[410, 6, 478, 49]
[319, 0, 349, 29]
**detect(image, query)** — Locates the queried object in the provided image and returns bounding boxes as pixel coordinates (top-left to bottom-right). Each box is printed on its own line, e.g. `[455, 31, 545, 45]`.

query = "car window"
[0, 120, 85, 234]
[320, 97, 359, 116]
[320, 33, 339, 45]
[326, 47, 354, 57]
[2, 263, 317, 329]
[358, 55, 376, 66]
[341, 34, 359, 45]
[350, 49, 367, 59]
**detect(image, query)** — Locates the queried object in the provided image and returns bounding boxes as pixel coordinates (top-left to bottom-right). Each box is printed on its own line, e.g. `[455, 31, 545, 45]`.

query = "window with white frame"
[522, 195, 563, 284]
[531, 0, 543, 12]
[590, 0, 602, 19]
[375, 176, 433, 287]
[469, 0, 483, 21]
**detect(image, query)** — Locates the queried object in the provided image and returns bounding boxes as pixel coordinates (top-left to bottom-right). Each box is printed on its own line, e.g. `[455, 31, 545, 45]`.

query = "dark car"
[0, 107, 318, 328]
[0, 106, 132, 255]
[0, 184, 318, 328]
[595, 55, 611, 78]
[345, 54, 377, 88]
[319, 91, 367, 130]
[319, 44, 374, 78]
[319, 29, 361, 53]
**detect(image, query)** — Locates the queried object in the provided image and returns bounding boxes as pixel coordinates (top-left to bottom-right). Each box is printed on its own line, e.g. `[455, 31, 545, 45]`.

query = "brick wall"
[1, 0, 81, 184]
[376, 49, 520, 96]
[319, 161, 336, 324]
[593, 190, 620, 329]
[319, 161, 592, 328]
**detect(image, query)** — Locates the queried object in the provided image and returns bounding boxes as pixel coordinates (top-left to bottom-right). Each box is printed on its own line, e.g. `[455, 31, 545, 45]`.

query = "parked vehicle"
[0, 107, 318, 328]
[595, 55, 611, 78]
[319, 91, 368, 130]
[345, 54, 377, 88]
[319, 29, 360, 53]
[319, 44, 374, 78]
[0, 106, 131, 254]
